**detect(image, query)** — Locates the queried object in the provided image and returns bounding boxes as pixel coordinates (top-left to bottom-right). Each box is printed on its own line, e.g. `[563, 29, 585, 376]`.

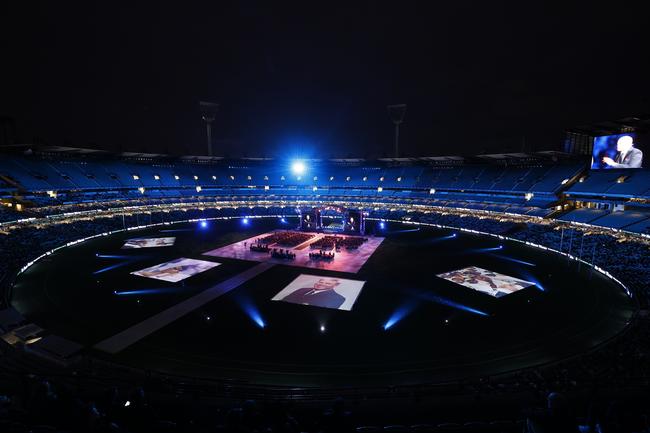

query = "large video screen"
[591, 133, 643, 169]
[437, 266, 534, 298]
[272, 274, 365, 311]
[122, 237, 176, 249]
[131, 258, 220, 282]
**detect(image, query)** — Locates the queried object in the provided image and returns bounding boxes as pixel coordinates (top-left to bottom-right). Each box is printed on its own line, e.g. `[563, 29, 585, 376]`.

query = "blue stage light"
[280, 217, 287, 223]
[250, 310, 265, 328]
[410, 289, 489, 317]
[95, 254, 134, 259]
[242, 217, 249, 225]
[379, 221, 385, 229]
[469, 246, 503, 254]
[437, 297, 488, 316]
[291, 160, 306, 175]
[239, 300, 265, 328]
[383, 302, 417, 330]
[199, 220, 208, 229]
[490, 254, 536, 267]
[113, 288, 177, 296]
[519, 272, 546, 291]
[93, 262, 133, 275]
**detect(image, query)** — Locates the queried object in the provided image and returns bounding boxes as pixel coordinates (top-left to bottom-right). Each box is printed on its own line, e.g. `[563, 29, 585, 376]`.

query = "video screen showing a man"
[272, 274, 365, 311]
[592, 134, 643, 169]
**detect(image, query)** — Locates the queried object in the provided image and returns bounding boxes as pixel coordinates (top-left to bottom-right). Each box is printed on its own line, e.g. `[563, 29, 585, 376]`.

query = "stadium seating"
[566, 168, 650, 198]
[0, 153, 581, 194]
[0, 151, 593, 229]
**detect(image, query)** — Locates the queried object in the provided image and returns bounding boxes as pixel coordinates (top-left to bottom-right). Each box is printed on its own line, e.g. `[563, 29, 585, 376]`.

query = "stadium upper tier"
[565, 168, 650, 199]
[3, 150, 650, 234]
[0, 153, 582, 195]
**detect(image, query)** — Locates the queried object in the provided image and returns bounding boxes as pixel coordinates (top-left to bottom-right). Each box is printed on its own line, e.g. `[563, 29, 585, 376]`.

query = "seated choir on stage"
[309, 250, 335, 261]
[249, 242, 269, 252]
[310, 235, 369, 251]
[271, 248, 296, 260]
[259, 231, 314, 247]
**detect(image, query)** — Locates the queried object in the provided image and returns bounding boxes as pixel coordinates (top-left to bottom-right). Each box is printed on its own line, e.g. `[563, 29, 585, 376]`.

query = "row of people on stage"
[309, 250, 335, 260]
[249, 243, 269, 252]
[271, 248, 296, 260]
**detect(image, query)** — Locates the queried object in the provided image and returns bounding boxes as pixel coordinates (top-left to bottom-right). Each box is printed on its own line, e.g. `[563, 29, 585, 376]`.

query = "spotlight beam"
[93, 261, 135, 275]
[410, 289, 489, 317]
[383, 302, 418, 330]
[489, 254, 536, 267]
[114, 288, 178, 296]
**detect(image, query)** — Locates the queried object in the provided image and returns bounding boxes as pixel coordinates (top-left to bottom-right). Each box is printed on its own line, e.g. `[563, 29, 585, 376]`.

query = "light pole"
[199, 101, 219, 157]
[387, 104, 407, 158]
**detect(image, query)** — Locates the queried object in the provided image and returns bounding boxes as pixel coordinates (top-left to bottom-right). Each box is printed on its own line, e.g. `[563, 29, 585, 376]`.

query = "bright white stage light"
[291, 160, 306, 175]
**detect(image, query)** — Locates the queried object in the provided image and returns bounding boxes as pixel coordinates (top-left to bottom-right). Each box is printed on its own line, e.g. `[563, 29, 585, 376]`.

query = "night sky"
[2, 2, 649, 158]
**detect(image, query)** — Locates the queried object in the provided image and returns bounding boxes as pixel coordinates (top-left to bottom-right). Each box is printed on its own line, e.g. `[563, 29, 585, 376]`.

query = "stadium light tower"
[387, 104, 407, 158]
[199, 101, 219, 157]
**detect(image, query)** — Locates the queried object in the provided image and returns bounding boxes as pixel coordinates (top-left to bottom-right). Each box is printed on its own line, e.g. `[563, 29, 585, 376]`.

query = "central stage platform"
[203, 230, 384, 273]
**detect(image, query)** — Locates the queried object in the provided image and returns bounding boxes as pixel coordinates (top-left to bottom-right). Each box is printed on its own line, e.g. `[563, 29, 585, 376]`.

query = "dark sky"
[2, 2, 649, 157]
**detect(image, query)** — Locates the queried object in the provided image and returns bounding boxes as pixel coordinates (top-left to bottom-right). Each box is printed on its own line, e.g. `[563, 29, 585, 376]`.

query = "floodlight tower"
[199, 101, 219, 157]
[387, 104, 407, 158]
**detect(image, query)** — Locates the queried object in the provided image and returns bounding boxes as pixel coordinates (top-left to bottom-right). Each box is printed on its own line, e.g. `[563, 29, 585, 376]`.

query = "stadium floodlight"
[291, 160, 306, 175]
[199, 101, 219, 157]
[387, 104, 407, 158]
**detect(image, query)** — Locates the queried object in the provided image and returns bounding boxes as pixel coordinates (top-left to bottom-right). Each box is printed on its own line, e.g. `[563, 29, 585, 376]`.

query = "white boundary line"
[15, 213, 632, 299]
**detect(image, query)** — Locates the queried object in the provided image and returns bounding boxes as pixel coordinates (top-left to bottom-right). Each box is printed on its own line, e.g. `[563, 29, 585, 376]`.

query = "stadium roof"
[0, 143, 579, 164]
[567, 115, 650, 136]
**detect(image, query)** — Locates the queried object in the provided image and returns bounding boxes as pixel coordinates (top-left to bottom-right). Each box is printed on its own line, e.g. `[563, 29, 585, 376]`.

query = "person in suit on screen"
[602, 135, 643, 168]
[282, 277, 346, 309]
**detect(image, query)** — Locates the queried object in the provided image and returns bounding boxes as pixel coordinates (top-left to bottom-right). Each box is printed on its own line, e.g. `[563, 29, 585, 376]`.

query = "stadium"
[3, 3, 650, 433]
[1, 142, 650, 431]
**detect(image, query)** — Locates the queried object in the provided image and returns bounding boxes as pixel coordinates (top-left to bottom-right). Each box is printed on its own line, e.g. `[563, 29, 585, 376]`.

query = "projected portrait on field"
[272, 274, 365, 311]
[122, 237, 176, 249]
[131, 258, 220, 282]
[437, 266, 534, 298]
